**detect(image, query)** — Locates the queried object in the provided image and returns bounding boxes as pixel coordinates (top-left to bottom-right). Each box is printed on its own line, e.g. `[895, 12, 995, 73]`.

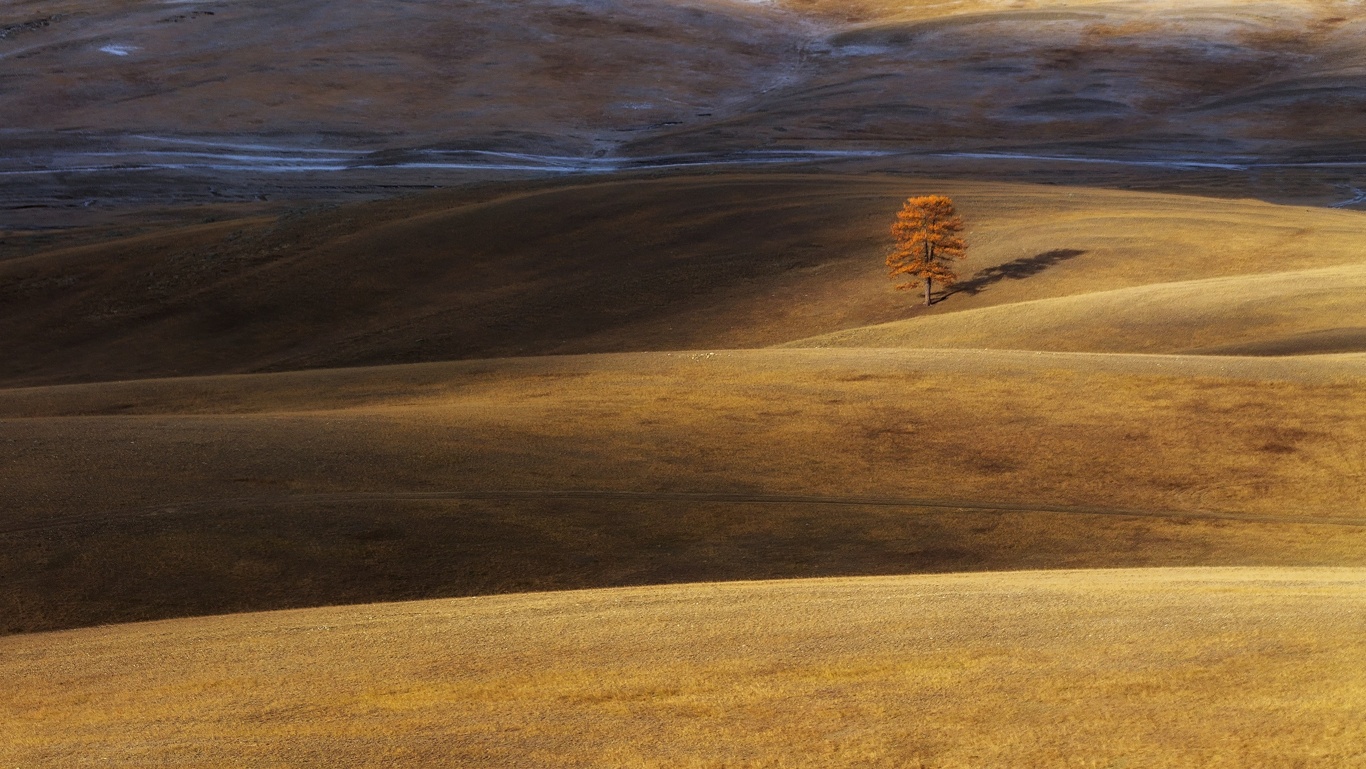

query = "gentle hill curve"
[788, 262, 1366, 354]
[2, 348, 1364, 633]
[7, 1, 1366, 762]
[5, 172, 1366, 386]
[5, 568, 1365, 767]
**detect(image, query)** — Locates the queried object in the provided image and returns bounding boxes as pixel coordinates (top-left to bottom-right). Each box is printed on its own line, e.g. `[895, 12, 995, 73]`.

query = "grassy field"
[792, 263, 1366, 354]
[5, 568, 1365, 767]
[8, 0, 1366, 764]
[3, 347, 1365, 633]
[5, 168, 1366, 762]
[6, 174, 1366, 386]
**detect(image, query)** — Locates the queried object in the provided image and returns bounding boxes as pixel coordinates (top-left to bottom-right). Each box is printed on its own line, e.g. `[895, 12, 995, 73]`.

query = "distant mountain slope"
[4, 0, 1366, 161]
[0, 0, 801, 153]
[632, 0, 1366, 159]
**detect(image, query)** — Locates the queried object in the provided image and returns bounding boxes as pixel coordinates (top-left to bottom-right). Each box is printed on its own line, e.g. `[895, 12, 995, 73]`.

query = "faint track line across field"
[3, 490, 1365, 536]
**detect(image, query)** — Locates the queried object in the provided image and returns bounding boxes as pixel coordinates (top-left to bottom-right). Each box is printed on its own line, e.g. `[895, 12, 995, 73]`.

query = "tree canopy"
[887, 195, 967, 306]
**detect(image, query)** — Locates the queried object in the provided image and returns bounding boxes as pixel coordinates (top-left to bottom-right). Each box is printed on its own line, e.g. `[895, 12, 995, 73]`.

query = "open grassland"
[7, 174, 1366, 386]
[7, 0, 1366, 762]
[3, 348, 1365, 633]
[5, 172, 1366, 636]
[791, 262, 1366, 354]
[4, 568, 1365, 767]
[4, 164, 1366, 769]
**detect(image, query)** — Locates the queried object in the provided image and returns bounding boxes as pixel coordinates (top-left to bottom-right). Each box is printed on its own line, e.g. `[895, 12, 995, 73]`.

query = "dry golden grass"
[7, 174, 1366, 386]
[8, 0, 1366, 761]
[3, 348, 1365, 633]
[4, 166, 1365, 769]
[5, 568, 1365, 767]
[790, 262, 1366, 354]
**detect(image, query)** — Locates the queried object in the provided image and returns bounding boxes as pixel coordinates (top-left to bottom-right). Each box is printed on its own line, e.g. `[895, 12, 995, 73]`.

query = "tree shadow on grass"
[947, 249, 1087, 298]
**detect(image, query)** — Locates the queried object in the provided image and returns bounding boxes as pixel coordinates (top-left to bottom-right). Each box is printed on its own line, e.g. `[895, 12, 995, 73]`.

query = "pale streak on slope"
[786, 262, 1366, 355]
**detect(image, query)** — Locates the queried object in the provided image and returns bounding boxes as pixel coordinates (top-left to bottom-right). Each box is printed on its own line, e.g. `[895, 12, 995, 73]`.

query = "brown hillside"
[0, 0, 799, 151]
[6, 0, 1366, 763]
[3, 348, 1364, 633]
[6, 173, 1366, 386]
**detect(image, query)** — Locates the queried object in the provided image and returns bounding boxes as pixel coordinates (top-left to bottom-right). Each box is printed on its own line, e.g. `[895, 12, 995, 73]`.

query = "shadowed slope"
[5, 569, 1365, 767]
[2, 348, 1365, 633]
[0, 173, 913, 385]
[6, 173, 1366, 386]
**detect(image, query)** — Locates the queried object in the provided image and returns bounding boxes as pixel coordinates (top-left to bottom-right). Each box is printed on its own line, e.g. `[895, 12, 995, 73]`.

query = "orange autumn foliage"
[887, 195, 967, 306]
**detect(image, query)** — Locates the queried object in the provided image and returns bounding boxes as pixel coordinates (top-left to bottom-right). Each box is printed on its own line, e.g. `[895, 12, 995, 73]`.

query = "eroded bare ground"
[5, 0, 1366, 226]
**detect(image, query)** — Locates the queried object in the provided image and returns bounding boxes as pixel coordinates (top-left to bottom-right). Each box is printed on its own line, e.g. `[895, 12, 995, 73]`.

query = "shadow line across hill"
[5, 492, 1364, 635]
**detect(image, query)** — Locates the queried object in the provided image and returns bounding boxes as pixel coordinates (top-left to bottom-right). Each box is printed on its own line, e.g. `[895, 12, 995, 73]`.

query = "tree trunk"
[924, 241, 934, 306]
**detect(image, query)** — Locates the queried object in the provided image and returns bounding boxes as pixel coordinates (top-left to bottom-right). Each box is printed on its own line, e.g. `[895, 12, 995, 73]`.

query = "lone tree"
[887, 195, 967, 306]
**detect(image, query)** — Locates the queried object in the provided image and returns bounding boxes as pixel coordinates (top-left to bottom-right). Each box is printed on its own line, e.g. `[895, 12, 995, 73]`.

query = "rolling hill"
[6, 173, 1366, 387]
[5, 0, 1366, 765]
[3, 168, 1366, 635]
[5, 569, 1365, 767]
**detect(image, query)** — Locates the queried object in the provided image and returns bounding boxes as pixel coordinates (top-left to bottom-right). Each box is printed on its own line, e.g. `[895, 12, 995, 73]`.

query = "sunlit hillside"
[4, 0, 1366, 765]
[6, 570, 1365, 767]
[6, 176, 1366, 386]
